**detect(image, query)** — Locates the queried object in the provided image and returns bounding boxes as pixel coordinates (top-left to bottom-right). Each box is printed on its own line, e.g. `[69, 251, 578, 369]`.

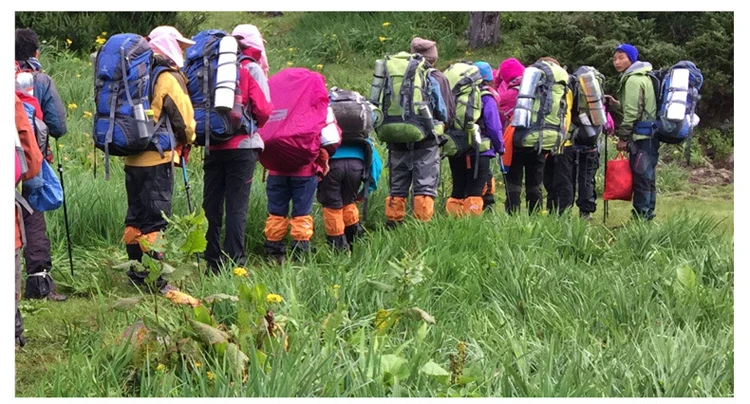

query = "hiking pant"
[264, 174, 318, 257]
[16, 248, 23, 340]
[446, 154, 491, 216]
[123, 163, 173, 287]
[506, 147, 546, 214]
[630, 137, 660, 220]
[20, 187, 57, 299]
[317, 158, 365, 250]
[202, 149, 258, 271]
[573, 146, 600, 214]
[386, 145, 440, 223]
[544, 146, 575, 215]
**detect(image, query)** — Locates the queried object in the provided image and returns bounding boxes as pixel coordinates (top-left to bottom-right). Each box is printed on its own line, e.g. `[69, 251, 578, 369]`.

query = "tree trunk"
[467, 12, 501, 50]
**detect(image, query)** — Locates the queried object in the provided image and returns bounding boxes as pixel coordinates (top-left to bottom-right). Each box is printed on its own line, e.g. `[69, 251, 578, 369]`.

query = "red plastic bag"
[603, 152, 633, 201]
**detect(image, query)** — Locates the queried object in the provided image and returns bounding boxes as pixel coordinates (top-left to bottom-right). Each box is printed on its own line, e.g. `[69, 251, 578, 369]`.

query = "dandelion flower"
[379, 36, 388, 43]
[233, 267, 249, 277]
[156, 363, 166, 372]
[83, 111, 92, 119]
[67, 103, 78, 110]
[266, 293, 283, 304]
[541, 210, 549, 216]
[194, 362, 202, 368]
[206, 370, 215, 381]
[65, 38, 72, 46]
[316, 64, 323, 70]
[287, 61, 293, 66]
[288, 47, 295, 52]
[96, 37, 106, 46]
[101, 31, 107, 36]
[382, 22, 391, 27]
[76, 74, 81, 78]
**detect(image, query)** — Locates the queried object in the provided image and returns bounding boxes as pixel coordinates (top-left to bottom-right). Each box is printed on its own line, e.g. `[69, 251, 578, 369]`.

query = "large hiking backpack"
[15, 89, 49, 157]
[258, 68, 337, 172]
[329, 87, 373, 143]
[643, 61, 703, 151]
[374, 52, 434, 143]
[183, 29, 252, 150]
[569, 65, 607, 147]
[442, 61, 492, 157]
[93, 33, 175, 177]
[511, 61, 572, 154]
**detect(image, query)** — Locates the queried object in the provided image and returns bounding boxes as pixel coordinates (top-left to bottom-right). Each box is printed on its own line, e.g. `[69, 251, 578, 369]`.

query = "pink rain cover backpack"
[259, 68, 330, 172]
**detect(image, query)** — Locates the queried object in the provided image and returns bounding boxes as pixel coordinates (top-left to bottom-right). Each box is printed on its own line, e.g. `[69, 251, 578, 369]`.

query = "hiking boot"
[327, 235, 350, 252]
[46, 291, 68, 302]
[268, 254, 286, 265]
[580, 212, 593, 221]
[291, 240, 313, 261]
[385, 220, 400, 231]
[16, 335, 26, 348]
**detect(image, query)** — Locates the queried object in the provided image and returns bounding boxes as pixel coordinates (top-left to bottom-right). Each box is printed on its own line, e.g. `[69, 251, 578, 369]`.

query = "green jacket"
[520, 61, 571, 151]
[613, 61, 658, 142]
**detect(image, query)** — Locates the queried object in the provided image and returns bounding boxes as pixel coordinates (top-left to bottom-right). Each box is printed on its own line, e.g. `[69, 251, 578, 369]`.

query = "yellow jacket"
[124, 57, 196, 167]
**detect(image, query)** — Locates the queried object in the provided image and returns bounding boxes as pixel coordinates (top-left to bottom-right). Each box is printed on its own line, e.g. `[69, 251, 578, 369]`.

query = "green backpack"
[569, 66, 607, 147]
[375, 52, 435, 144]
[441, 61, 491, 158]
[512, 61, 572, 155]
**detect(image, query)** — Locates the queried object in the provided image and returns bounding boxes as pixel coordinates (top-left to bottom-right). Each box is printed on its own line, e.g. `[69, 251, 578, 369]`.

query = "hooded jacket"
[613, 61, 658, 142]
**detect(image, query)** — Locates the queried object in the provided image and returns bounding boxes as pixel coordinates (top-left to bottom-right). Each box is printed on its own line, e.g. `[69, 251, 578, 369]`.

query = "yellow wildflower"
[88, 62, 92, 66]
[541, 210, 549, 216]
[316, 64, 323, 70]
[96, 37, 106, 46]
[266, 293, 283, 304]
[76, 74, 81, 78]
[194, 362, 202, 368]
[287, 61, 293, 66]
[382, 22, 391, 27]
[65, 38, 72, 46]
[83, 111, 92, 119]
[379, 36, 388, 43]
[156, 363, 166, 372]
[288, 47, 295, 52]
[67, 103, 78, 110]
[332, 284, 340, 291]
[101, 31, 107, 36]
[465, 50, 472, 56]
[206, 370, 215, 381]
[233, 267, 249, 277]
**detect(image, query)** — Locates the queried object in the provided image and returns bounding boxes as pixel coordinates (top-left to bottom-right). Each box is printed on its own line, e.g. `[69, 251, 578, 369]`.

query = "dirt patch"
[689, 165, 734, 186]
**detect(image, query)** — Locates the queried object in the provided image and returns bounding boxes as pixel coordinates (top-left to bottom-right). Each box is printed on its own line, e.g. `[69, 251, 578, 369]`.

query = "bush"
[15, 12, 207, 56]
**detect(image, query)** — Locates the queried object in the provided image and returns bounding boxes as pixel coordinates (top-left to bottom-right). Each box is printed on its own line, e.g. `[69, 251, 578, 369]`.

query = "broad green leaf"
[420, 360, 451, 385]
[225, 343, 249, 376]
[192, 305, 213, 326]
[457, 375, 478, 385]
[203, 294, 239, 304]
[677, 265, 697, 290]
[417, 322, 429, 342]
[161, 264, 192, 282]
[380, 354, 409, 381]
[159, 262, 176, 276]
[112, 296, 145, 312]
[189, 320, 230, 345]
[180, 225, 207, 255]
[366, 279, 395, 292]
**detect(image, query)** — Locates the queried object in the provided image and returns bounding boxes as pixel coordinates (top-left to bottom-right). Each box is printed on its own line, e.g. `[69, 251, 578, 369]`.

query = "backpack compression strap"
[531, 62, 555, 153]
[400, 56, 421, 121]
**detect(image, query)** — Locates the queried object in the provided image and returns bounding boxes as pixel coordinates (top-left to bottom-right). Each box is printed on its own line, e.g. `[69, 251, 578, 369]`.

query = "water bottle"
[370, 59, 386, 104]
[133, 103, 149, 138]
[578, 113, 598, 138]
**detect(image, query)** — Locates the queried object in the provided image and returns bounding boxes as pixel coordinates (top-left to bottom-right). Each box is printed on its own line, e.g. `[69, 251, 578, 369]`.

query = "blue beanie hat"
[614, 43, 638, 63]
[475, 61, 493, 81]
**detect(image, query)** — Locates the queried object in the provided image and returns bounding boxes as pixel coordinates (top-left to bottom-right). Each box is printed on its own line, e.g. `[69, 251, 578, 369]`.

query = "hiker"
[15, 93, 45, 347]
[607, 43, 659, 220]
[317, 134, 383, 251]
[260, 68, 340, 264]
[121, 26, 196, 291]
[382, 37, 451, 229]
[200, 25, 273, 273]
[496, 58, 525, 129]
[507, 57, 571, 215]
[445, 61, 503, 216]
[478, 61, 503, 211]
[15, 28, 68, 302]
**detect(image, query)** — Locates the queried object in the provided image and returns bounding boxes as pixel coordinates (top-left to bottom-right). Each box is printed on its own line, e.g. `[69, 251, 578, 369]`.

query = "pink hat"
[148, 26, 194, 68]
[232, 24, 269, 77]
[499, 58, 526, 85]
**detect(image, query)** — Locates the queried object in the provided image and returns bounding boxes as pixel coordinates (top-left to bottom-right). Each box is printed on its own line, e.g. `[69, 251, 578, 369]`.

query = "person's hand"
[604, 95, 620, 109]
[616, 139, 629, 152]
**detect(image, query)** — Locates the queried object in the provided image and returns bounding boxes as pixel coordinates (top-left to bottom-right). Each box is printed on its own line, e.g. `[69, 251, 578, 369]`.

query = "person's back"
[497, 58, 525, 127]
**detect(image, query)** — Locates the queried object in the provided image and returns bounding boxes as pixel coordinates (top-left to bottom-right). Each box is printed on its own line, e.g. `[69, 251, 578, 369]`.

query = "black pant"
[202, 149, 258, 270]
[506, 147, 546, 214]
[20, 187, 56, 298]
[573, 147, 599, 214]
[448, 153, 491, 198]
[124, 163, 173, 287]
[317, 158, 365, 208]
[544, 146, 575, 214]
[630, 137, 660, 220]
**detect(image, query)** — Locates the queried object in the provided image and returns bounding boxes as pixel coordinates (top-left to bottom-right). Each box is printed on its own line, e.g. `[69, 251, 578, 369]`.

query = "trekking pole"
[498, 157, 511, 206]
[603, 135, 608, 224]
[180, 147, 201, 269]
[55, 139, 74, 278]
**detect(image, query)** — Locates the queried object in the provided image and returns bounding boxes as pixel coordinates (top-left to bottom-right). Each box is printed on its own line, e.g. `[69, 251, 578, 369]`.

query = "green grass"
[16, 11, 733, 398]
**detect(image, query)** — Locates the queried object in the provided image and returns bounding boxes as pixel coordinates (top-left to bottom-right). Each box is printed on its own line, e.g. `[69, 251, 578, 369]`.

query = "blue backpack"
[638, 61, 703, 162]
[183, 29, 252, 151]
[93, 33, 174, 178]
[19, 102, 63, 212]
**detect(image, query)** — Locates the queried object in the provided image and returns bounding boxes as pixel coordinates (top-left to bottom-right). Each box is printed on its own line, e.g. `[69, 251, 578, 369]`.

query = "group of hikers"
[14, 21, 702, 348]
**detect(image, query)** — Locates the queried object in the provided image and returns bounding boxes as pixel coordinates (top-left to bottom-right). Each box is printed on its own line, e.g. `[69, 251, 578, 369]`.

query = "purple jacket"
[480, 94, 503, 157]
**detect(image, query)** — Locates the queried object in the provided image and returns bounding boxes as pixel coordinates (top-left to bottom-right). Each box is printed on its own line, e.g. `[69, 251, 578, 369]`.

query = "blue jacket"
[428, 76, 448, 123]
[331, 138, 383, 195]
[19, 59, 67, 138]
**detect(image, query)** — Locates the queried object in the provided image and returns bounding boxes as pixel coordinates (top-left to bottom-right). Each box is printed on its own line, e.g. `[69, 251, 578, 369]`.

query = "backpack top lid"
[259, 68, 330, 139]
[185, 29, 229, 62]
[96, 33, 152, 81]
